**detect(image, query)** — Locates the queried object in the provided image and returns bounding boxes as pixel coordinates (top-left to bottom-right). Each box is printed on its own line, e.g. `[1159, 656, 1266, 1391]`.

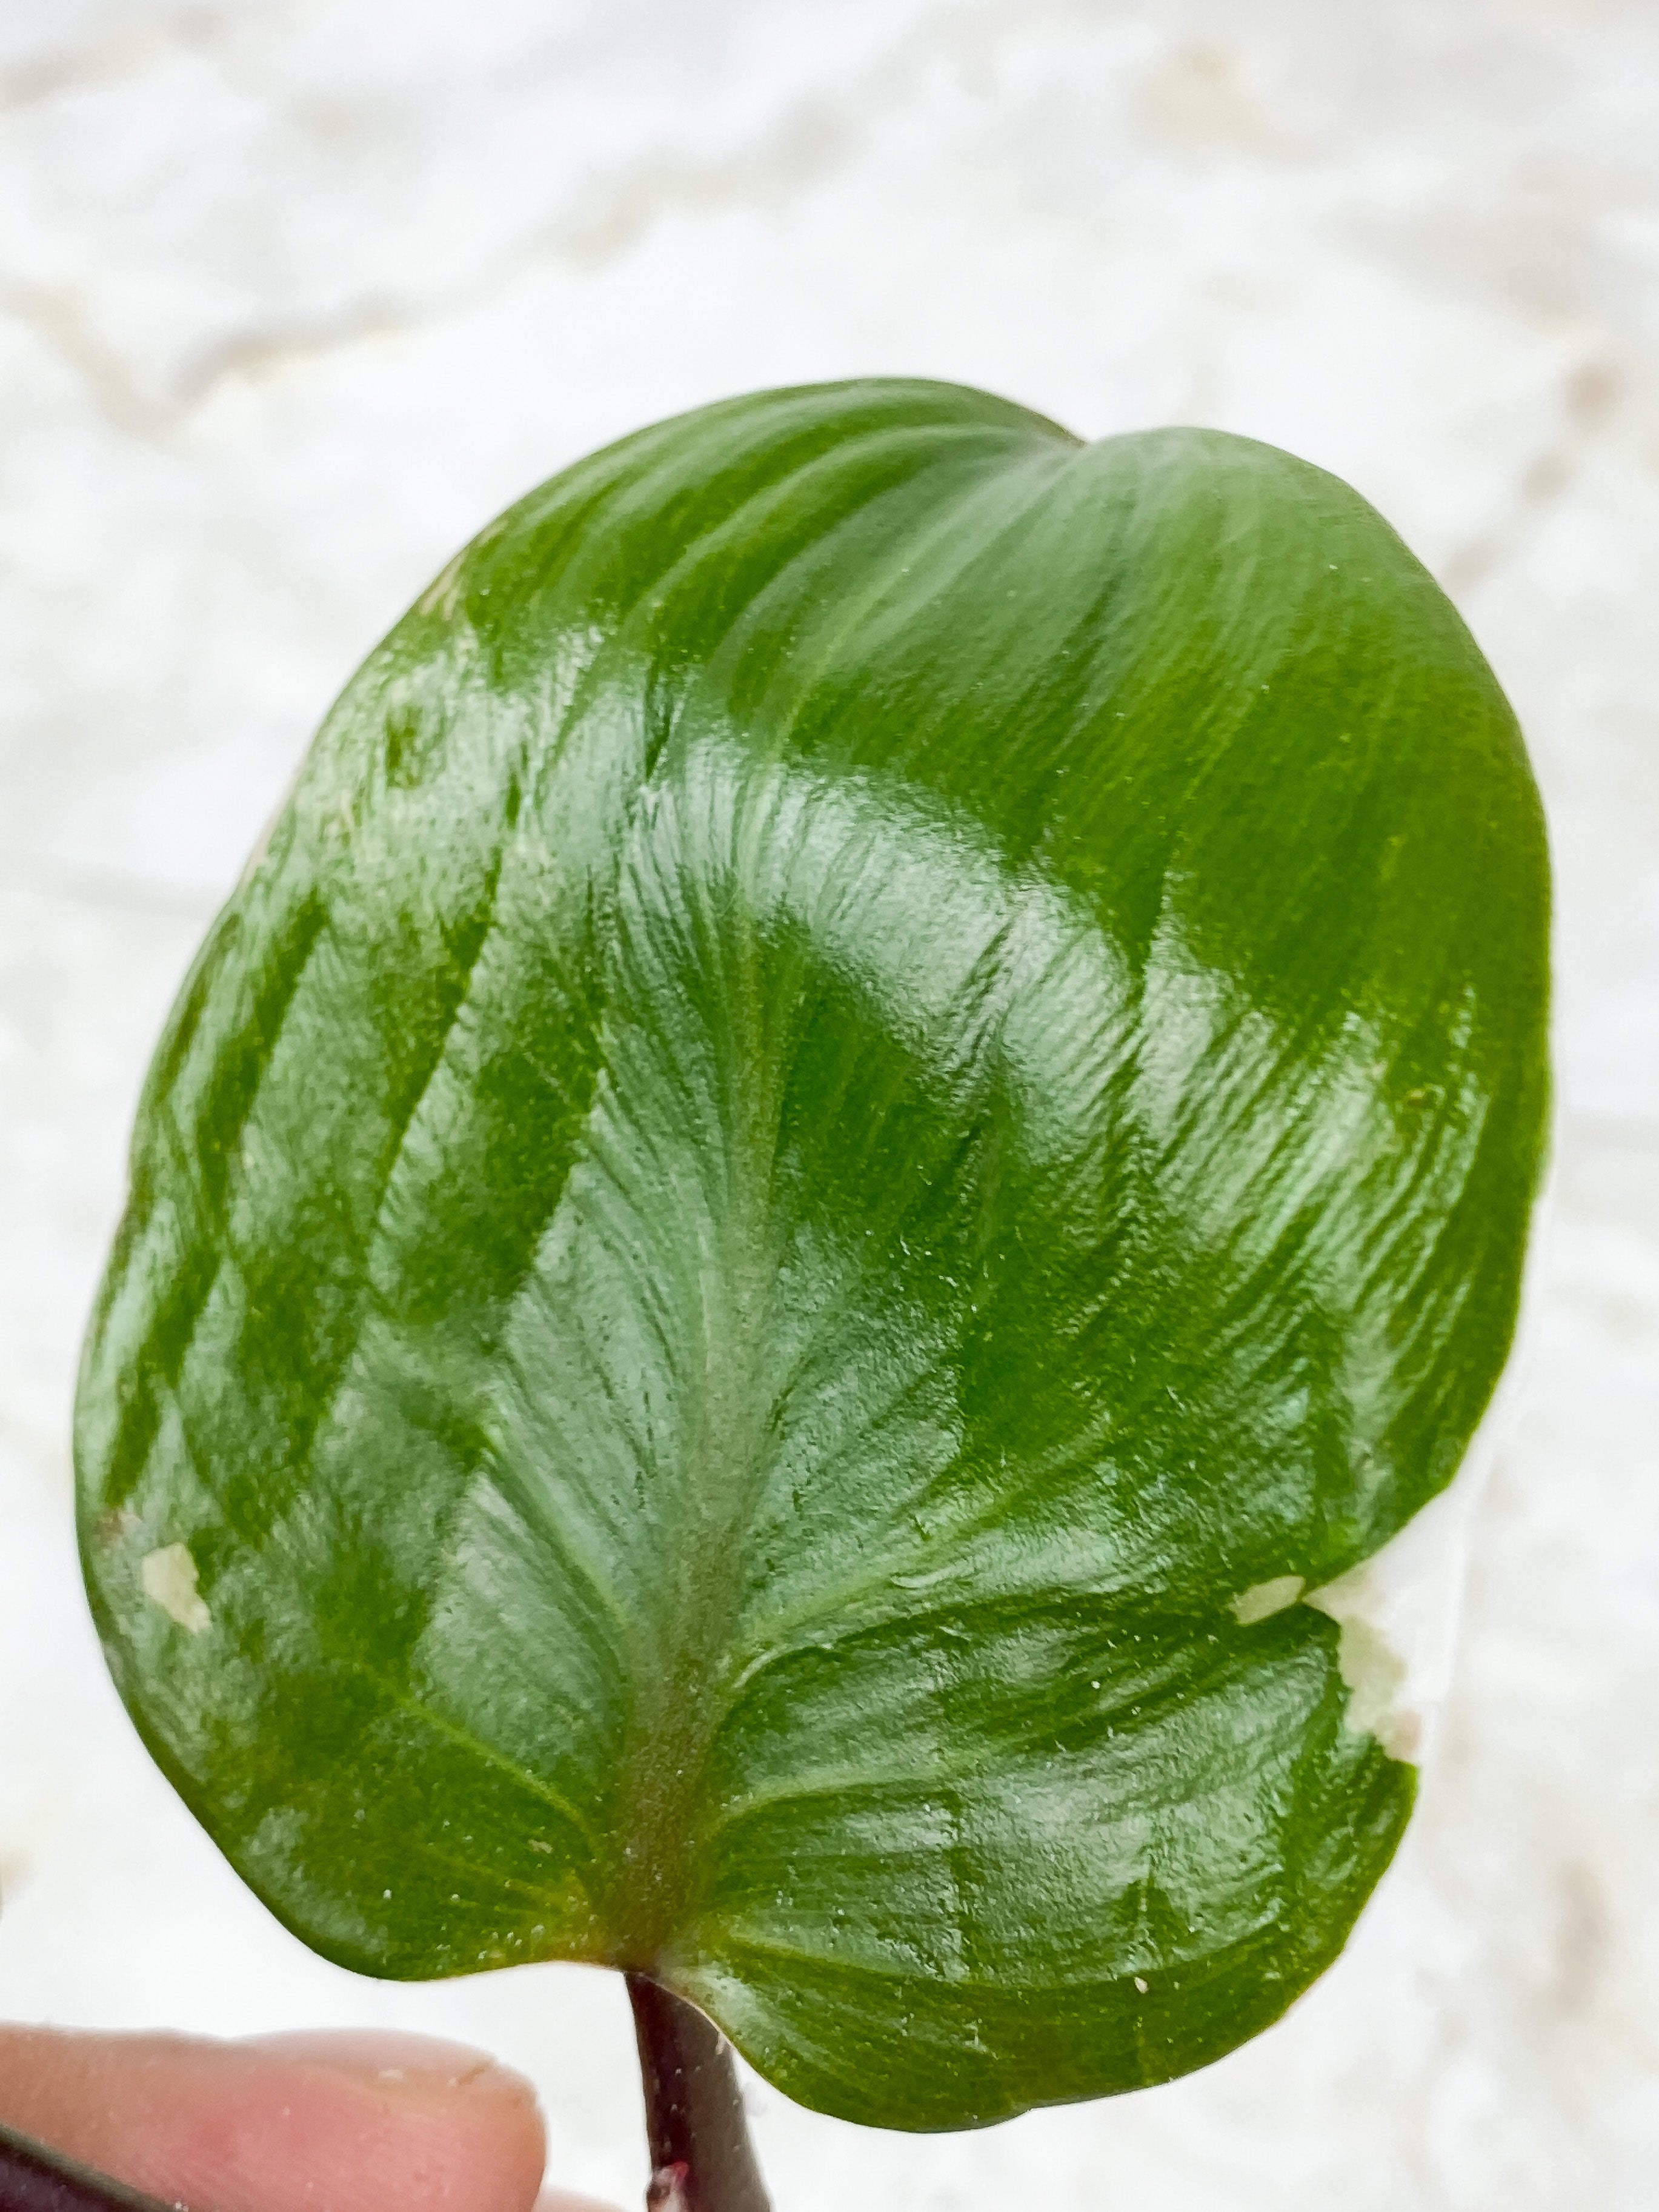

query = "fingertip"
[0, 2025, 549, 2212]
[242, 2025, 540, 2101]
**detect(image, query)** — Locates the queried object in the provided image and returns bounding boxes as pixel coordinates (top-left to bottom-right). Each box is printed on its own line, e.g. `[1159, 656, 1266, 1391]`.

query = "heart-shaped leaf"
[79, 380, 1549, 2130]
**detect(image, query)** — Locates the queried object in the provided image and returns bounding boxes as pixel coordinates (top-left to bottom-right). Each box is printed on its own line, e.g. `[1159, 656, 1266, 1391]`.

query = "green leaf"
[78, 379, 1549, 2130]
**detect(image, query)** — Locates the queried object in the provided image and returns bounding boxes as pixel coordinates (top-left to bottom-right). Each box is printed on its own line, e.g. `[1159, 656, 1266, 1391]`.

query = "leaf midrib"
[603, 888, 796, 1964]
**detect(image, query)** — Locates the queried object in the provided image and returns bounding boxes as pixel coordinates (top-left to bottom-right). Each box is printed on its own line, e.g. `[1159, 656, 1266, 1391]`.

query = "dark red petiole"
[626, 1976, 771, 2212]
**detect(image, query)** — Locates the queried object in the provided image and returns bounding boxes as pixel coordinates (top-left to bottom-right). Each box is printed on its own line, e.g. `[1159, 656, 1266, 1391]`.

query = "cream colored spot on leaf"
[416, 550, 467, 622]
[1334, 1616, 1417, 1759]
[140, 1543, 211, 1634]
[1230, 1573, 1305, 1626]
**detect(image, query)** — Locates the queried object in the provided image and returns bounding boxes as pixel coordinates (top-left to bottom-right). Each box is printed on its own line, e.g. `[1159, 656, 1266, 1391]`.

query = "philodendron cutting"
[73, 380, 1549, 2211]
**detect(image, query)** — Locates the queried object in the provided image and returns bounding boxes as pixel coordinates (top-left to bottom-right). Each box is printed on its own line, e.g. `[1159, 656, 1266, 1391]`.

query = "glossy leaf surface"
[79, 380, 1550, 2129]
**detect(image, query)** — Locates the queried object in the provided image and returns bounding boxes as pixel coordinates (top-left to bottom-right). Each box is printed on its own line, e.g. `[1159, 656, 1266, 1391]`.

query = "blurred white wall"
[2, 4, 1656, 2207]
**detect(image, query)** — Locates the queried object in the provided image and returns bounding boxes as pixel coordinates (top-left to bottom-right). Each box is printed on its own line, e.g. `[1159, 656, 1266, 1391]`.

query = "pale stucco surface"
[2, 5, 1656, 2207]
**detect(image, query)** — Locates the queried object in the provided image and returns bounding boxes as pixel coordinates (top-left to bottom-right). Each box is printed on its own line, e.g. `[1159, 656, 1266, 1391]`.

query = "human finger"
[0, 2024, 617, 2212]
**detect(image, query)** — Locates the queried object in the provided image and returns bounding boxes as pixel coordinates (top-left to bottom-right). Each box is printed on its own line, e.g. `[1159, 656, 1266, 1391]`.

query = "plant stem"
[626, 1974, 773, 2212]
[0, 2125, 175, 2212]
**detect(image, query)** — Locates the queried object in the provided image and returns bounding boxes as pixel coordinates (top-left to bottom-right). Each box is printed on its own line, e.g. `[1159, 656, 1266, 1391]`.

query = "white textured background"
[2, 4, 1656, 2207]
